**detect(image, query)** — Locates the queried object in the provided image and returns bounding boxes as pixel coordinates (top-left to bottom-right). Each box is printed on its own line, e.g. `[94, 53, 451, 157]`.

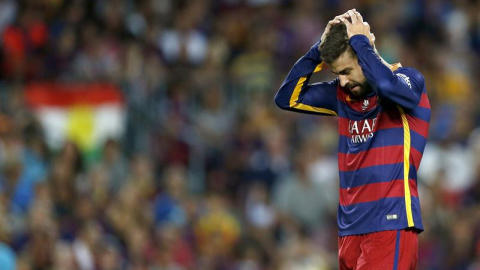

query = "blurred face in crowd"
[329, 48, 372, 98]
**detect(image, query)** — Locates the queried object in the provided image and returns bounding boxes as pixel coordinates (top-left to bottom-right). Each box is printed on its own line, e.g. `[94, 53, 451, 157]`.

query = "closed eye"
[332, 68, 352, 76]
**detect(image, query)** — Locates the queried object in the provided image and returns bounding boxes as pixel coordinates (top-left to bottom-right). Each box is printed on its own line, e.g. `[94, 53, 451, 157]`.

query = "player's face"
[329, 49, 372, 98]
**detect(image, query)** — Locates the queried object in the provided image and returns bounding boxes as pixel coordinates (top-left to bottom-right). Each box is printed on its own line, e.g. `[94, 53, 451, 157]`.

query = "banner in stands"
[25, 82, 125, 152]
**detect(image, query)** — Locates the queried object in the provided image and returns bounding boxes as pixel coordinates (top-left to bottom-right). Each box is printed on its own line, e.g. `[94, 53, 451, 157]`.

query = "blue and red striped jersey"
[275, 35, 430, 236]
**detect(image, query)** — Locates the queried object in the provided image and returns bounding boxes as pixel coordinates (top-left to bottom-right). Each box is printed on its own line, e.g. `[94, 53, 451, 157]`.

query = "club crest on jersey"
[362, 99, 369, 111]
[349, 117, 377, 144]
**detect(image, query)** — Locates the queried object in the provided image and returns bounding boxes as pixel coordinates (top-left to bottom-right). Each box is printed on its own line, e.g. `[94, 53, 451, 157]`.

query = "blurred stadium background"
[0, 0, 479, 269]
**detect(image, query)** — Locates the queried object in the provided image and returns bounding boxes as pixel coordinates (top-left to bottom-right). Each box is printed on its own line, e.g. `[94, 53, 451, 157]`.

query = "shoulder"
[394, 67, 425, 87]
[394, 67, 425, 81]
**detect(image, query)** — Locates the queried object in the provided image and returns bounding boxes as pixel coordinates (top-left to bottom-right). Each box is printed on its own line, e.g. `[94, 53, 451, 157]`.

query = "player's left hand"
[339, 10, 374, 45]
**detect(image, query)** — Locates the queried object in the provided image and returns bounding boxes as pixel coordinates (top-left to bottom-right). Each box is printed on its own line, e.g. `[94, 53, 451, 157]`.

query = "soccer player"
[274, 9, 430, 270]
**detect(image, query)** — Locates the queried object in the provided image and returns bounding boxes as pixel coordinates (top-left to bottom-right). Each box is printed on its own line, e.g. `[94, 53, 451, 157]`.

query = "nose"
[339, 75, 349, 87]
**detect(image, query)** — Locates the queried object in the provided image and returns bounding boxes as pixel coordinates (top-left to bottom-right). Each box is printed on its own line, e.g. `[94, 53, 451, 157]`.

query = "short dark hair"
[319, 23, 351, 64]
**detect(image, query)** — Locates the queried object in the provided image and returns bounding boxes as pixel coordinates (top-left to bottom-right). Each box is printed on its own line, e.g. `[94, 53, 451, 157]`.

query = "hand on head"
[321, 10, 351, 45]
[339, 10, 375, 45]
[322, 9, 375, 47]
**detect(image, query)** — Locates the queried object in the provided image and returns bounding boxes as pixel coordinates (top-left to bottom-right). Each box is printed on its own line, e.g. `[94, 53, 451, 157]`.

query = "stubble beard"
[348, 81, 373, 98]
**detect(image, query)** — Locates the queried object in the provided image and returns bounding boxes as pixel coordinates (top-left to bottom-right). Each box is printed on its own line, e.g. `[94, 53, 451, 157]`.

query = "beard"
[347, 80, 373, 98]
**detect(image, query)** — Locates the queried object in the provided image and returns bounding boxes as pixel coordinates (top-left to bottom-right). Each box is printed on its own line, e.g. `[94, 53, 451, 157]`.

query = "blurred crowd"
[0, 0, 480, 269]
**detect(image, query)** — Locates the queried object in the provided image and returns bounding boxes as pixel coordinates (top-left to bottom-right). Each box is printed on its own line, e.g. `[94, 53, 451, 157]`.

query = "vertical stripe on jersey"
[397, 106, 414, 227]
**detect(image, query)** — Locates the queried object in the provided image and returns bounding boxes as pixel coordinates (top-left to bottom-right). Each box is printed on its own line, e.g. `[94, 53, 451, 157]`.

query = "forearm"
[274, 41, 338, 116]
[349, 35, 422, 110]
[274, 42, 322, 109]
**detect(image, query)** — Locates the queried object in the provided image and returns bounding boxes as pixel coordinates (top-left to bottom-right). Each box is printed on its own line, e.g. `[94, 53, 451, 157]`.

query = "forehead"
[329, 49, 357, 73]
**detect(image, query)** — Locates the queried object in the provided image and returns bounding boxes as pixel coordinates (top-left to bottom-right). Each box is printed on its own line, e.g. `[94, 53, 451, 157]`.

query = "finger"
[339, 17, 351, 26]
[355, 11, 363, 22]
[339, 10, 351, 17]
[334, 13, 350, 22]
[326, 20, 337, 30]
[363, 21, 371, 31]
[348, 10, 357, 23]
[329, 19, 340, 25]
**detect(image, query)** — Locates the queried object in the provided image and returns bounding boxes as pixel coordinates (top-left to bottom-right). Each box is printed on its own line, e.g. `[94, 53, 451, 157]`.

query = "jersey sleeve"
[274, 41, 338, 116]
[349, 35, 424, 111]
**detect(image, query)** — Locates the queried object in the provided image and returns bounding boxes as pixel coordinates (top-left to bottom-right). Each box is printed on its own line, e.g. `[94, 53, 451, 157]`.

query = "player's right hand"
[320, 9, 354, 45]
[339, 10, 371, 40]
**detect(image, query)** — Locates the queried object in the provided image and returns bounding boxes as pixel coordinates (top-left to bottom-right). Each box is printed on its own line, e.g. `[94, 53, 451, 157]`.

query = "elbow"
[402, 96, 421, 111]
[396, 98, 419, 111]
[377, 82, 420, 111]
[376, 69, 424, 111]
[274, 92, 291, 110]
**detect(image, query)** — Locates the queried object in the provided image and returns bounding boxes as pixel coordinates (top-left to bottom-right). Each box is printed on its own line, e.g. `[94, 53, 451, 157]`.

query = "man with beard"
[274, 9, 430, 270]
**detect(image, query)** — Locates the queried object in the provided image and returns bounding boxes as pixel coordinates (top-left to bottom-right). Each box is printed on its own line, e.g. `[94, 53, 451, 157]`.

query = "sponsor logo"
[349, 117, 377, 144]
[396, 73, 412, 89]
